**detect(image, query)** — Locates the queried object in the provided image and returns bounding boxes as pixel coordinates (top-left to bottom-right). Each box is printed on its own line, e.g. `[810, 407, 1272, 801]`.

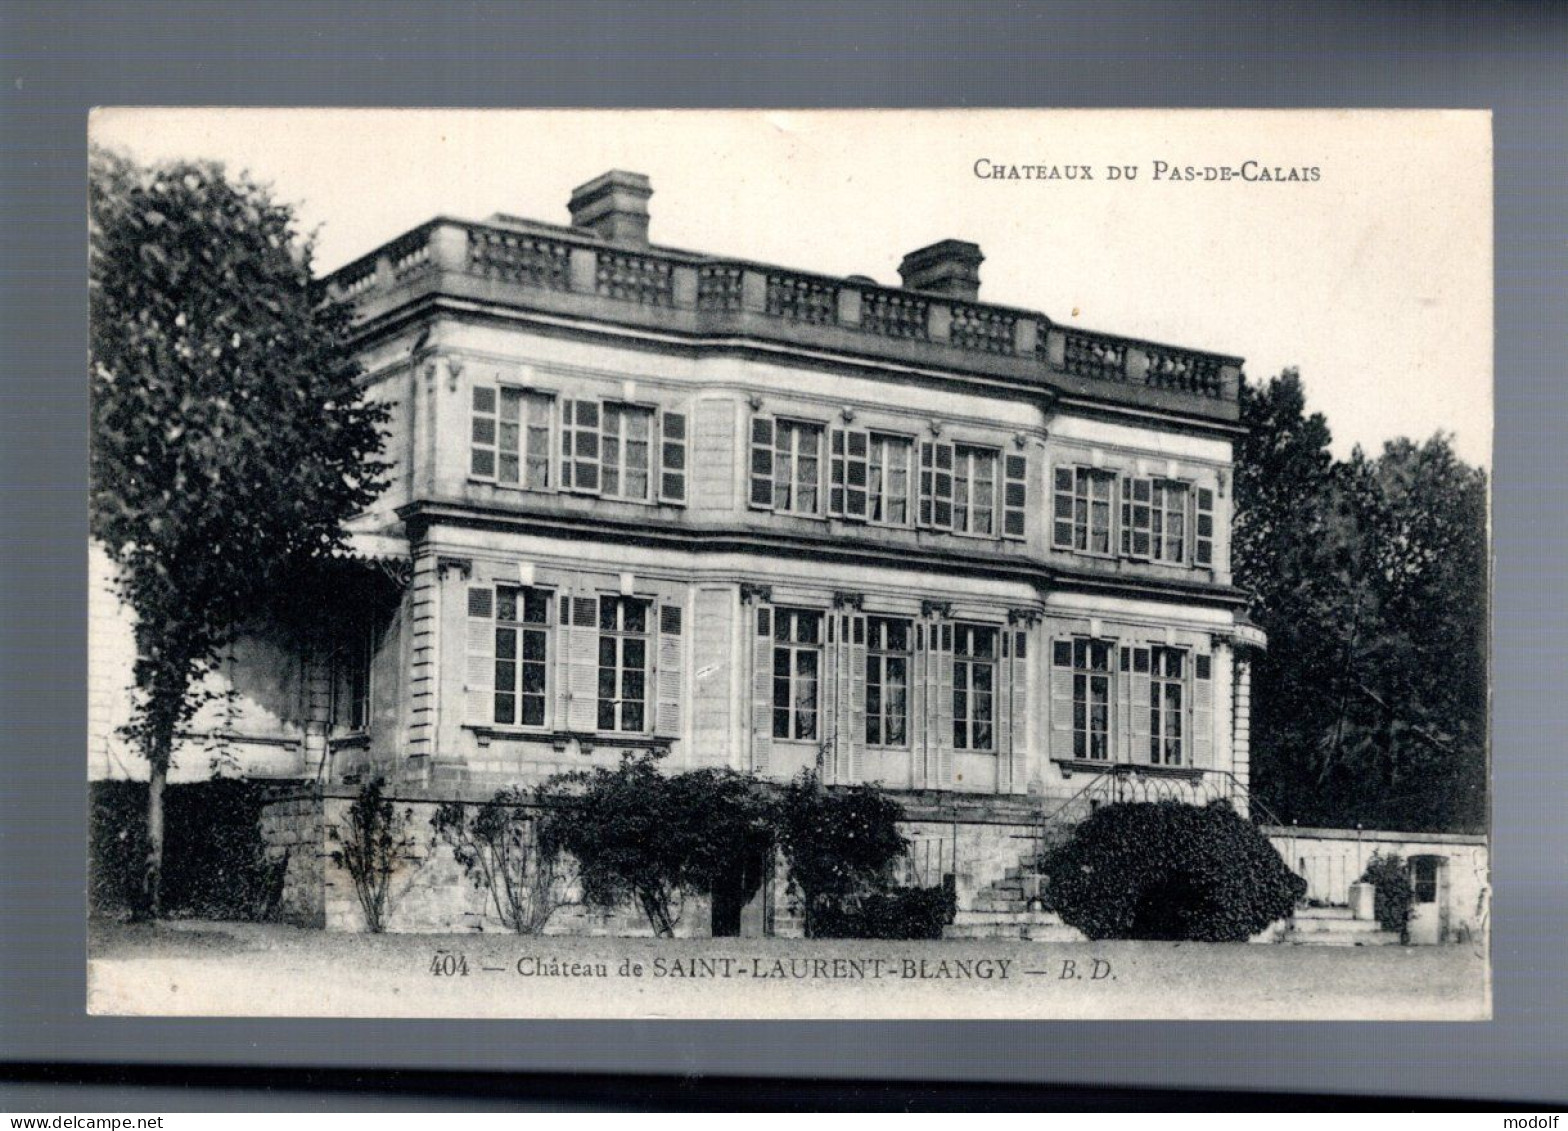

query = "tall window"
[772, 420, 823, 514]
[868, 434, 912, 525]
[493, 587, 551, 727]
[1149, 646, 1185, 764]
[1054, 467, 1115, 554]
[953, 624, 998, 752]
[600, 403, 654, 501]
[472, 387, 552, 489]
[772, 608, 822, 740]
[866, 617, 911, 747]
[953, 446, 998, 536]
[1070, 638, 1113, 760]
[597, 596, 650, 733]
[1124, 478, 1189, 563]
[335, 622, 374, 732]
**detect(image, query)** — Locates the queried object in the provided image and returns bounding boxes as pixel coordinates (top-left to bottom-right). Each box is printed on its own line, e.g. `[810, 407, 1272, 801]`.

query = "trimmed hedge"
[89, 779, 292, 920]
[1042, 800, 1306, 942]
[811, 886, 957, 940]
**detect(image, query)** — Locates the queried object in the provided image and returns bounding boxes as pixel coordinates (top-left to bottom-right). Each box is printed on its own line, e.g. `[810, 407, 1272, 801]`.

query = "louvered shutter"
[553, 592, 573, 729]
[844, 430, 870, 520]
[996, 632, 1014, 789]
[829, 429, 847, 517]
[749, 417, 775, 509]
[567, 595, 599, 732]
[655, 603, 683, 737]
[1130, 646, 1152, 762]
[471, 386, 498, 479]
[821, 614, 840, 779]
[658, 409, 687, 505]
[466, 586, 496, 724]
[1117, 645, 1133, 762]
[1195, 487, 1215, 567]
[1001, 630, 1029, 792]
[847, 614, 867, 783]
[1003, 453, 1028, 539]
[932, 443, 954, 529]
[1052, 467, 1075, 549]
[1191, 651, 1213, 766]
[913, 622, 934, 788]
[918, 442, 935, 527]
[936, 623, 955, 786]
[1050, 638, 1075, 762]
[751, 605, 774, 773]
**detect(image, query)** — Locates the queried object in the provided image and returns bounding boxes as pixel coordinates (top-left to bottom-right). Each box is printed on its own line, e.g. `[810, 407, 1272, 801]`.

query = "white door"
[1407, 855, 1446, 944]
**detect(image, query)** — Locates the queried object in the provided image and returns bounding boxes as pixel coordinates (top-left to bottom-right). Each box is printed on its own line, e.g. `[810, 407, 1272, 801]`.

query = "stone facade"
[100, 170, 1310, 936]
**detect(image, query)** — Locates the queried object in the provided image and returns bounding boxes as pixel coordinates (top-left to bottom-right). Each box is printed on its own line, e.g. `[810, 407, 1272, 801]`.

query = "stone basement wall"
[260, 789, 714, 937]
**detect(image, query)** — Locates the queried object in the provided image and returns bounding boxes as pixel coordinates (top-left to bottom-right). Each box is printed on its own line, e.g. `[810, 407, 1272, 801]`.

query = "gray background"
[2, 0, 1564, 1108]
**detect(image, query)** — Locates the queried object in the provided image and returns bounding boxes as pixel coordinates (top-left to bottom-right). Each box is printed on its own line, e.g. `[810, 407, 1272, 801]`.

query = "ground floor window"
[866, 616, 911, 747]
[597, 595, 650, 733]
[495, 586, 551, 727]
[953, 623, 998, 752]
[772, 607, 822, 740]
[1071, 638, 1113, 760]
[1149, 645, 1185, 765]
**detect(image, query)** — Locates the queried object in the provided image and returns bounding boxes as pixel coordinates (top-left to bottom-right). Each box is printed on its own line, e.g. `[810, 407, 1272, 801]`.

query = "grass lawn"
[87, 919, 1490, 1020]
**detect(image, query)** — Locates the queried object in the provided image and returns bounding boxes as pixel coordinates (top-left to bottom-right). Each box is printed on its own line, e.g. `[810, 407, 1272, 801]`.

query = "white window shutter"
[1049, 638, 1075, 762]
[1131, 646, 1153, 762]
[658, 409, 688, 505]
[1192, 652, 1214, 767]
[749, 417, 775, 509]
[655, 602, 683, 738]
[471, 386, 498, 480]
[567, 595, 599, 732]
[553, 591, 573, 730]
[847, 614, 867, 783]
[844, 430, 870, 520]
[465, 585, 495, 725]
[1001, 629, 1029, 793]
[936, 624, 955, 786]
[1195, 487, 1216, 567]
[828, 428, 846, 517]
[1003, 452, 1028, 539]
[751, 604, 774, 772]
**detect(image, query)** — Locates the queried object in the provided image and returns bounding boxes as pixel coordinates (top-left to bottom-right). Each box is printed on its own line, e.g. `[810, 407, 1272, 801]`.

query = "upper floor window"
[472, 387, 552, 489]
[952, 624, 998, 752]
[869, 434, 912, 525]
[600, 402, 655, 502]
[597, 595, 650, 733]
[953, 446, 998, 537]
[1123, 478, 1188, 564]
[470, 383, 686, 506]
[750, 417, 824, 516]
[866, 616, 911, 747]
[1053, 467, 1115, 554]
[772, 607, 822, 740]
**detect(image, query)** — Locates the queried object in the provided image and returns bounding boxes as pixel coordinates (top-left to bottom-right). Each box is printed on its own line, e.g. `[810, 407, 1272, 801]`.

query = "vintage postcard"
[86, 109, 1491, 1019]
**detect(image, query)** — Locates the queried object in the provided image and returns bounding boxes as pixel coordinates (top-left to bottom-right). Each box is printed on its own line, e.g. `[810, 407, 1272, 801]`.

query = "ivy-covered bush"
[328, 778, 417, 933]
[811, 885, 956, 940]
[89, 779, 288, 921]
[538, 755, 776, 937]
[776, 771, 910, 938]
[1359, 852, 1414, 940]
[1042, 800, 1306, 942]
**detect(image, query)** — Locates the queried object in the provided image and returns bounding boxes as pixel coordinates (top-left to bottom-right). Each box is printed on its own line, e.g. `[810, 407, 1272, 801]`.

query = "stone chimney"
[898, 239, 984, 301]
[568, 170, 653, 244]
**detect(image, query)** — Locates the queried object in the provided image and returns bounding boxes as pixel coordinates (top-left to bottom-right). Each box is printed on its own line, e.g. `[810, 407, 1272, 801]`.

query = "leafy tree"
[775, 770, 909, 937]
[538, 755, 775, 937]
[89, 148, 389, 917]
[1041, 801, 1306, 942]
[431, 788, 573, 935]
[1235, 370, 1488, 832]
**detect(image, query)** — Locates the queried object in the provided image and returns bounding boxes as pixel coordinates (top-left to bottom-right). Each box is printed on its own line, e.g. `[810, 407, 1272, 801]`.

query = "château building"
[92, 170, 1288, 934]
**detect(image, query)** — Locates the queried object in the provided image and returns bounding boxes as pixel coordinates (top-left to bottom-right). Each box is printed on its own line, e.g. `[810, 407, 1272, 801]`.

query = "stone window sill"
[1052, 758, 1205, 782]
[466, 724, 673, 755]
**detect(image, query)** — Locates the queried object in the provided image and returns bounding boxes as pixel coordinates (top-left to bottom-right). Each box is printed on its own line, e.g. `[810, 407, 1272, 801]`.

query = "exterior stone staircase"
[943, 859, 1085, 942]
[1282, 905, 1401, 947]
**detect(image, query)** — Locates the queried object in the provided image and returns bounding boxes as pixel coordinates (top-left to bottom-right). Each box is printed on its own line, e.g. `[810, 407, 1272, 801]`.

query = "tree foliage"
[431, 788, 573, 935]
[1359, 852, 1415, 940]
[537, 755, 776, 937]
[1042, 801, 1306, 942]
[775, 771, 910, 937]
[1235, 370, 1488, 833]
[89, 147, 389, 914]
